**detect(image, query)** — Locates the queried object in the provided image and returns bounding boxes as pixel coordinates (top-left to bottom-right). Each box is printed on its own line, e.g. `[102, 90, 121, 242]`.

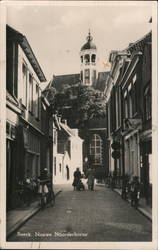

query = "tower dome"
[80, 30, 97, 86]
[81, 30, 97, 51]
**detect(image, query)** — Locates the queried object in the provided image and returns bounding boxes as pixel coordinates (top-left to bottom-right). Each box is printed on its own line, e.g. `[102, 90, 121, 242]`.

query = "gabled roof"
[48, 74, 80, 92]
[94, 72, 109, 91]
[47, 71, 109, 92]
[7, 25, 47, 82]
[125, 31, 151, 54]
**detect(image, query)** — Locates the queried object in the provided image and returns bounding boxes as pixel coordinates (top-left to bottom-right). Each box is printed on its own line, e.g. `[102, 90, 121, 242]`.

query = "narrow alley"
[8, 185, 152, 242]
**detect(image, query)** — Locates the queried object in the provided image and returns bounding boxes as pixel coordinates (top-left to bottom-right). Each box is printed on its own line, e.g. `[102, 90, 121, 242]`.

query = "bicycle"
[39, 181, 55, 209]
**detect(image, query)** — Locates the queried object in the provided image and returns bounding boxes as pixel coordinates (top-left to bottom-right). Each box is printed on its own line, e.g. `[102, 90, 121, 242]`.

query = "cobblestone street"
[8, 185, 152, 242]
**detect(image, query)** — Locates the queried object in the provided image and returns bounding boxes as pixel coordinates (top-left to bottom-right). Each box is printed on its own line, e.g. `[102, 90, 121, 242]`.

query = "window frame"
[22, 62, 28, 108]
[89, 134, 102, 165]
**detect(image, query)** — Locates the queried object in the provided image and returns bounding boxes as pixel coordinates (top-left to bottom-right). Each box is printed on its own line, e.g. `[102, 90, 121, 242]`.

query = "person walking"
[72, 168, 81, 190]
[86, 167, 95, 191]
[130, 176, 140, 209]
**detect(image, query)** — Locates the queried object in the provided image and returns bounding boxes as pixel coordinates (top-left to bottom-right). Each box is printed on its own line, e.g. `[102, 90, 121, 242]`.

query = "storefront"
[6, 121, 17, 210]
[22, 126, 41, 178]
[140, 130, 152, 206]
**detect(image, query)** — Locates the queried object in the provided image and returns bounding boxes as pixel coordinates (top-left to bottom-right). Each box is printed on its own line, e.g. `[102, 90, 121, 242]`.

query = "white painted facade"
[53, 121, 83, 184]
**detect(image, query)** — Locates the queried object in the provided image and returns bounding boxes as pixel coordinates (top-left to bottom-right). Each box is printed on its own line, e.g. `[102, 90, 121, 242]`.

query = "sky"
[6, 2, 152, 88]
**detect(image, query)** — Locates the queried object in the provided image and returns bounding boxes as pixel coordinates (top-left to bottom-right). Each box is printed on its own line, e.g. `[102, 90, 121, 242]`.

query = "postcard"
[0, 1, 157, 249]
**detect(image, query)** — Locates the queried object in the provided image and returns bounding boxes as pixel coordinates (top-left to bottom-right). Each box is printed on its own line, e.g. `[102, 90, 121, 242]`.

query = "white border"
[0, 1, 157, 249]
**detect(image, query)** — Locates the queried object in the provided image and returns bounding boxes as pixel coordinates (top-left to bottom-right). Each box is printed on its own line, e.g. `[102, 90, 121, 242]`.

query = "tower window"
[92, 70, 96, 84]
[92, 54, 96, 63]
[85, 54, 90, 63]
[85, 69, 90, 84]
[81, 70, 83, 81]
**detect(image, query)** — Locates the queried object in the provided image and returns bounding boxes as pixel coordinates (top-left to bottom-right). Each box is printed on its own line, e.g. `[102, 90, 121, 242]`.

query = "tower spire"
[87, 29, 93, 42]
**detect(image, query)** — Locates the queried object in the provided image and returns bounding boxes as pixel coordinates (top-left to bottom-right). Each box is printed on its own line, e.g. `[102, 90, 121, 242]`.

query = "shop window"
[90, 134, 102, 165]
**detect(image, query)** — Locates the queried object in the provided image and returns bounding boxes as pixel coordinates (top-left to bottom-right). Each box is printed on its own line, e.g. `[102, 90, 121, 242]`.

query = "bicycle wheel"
[50, 190, 55, 206]
[41, 194, 46, 209]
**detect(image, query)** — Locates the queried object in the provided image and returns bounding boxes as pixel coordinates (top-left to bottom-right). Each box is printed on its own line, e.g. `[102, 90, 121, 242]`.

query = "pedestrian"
[72, 168, 81, 190]
[86, 167, 95, 191]
[130, 176, 140, 209]
[121, 174, 129, 200]
[38, 168, 50, 203]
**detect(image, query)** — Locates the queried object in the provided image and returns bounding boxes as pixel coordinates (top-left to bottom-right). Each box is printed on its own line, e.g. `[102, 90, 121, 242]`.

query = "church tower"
[80, 30, 97, 86]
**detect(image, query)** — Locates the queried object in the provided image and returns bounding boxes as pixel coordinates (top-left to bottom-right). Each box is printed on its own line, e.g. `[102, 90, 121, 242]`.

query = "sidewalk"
[114, 188, 152, 221]
[6, 185, 62, 238]
[96, 183, 152, 221]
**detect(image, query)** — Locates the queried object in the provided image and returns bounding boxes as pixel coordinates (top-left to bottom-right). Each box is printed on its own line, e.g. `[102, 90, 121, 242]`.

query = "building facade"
[104, 31, 152, 204]
[6, 25, 50, 210]
[53, 119, 83, 184]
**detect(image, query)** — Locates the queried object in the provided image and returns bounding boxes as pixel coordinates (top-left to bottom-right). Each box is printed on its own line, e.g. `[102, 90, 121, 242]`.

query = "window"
[144, 85, 151, 120]
[124, 97, 128, 119]
[91, 54, 96, 63]
[59, 164, 62, 172]
[54, 157, 56, 176]
[89, 134, 102, 165]
[115, 90, 118, 128]
[92, 70, 96, 83]
[133, 74, 137, 84]
[22, 63, 27, 107]
[118, 87, 121, 127]
[29, 74, 33, 113]
[129, 90, 133, 118]
[81, 70, 83, 81]
[81, 56, 83, 63]
[85, 54, 90, 63]
[85, 69, 90, 84]
[6, 40, 18, 97]
[35, 84, 39, 119]
[132, 83, 137, 115]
